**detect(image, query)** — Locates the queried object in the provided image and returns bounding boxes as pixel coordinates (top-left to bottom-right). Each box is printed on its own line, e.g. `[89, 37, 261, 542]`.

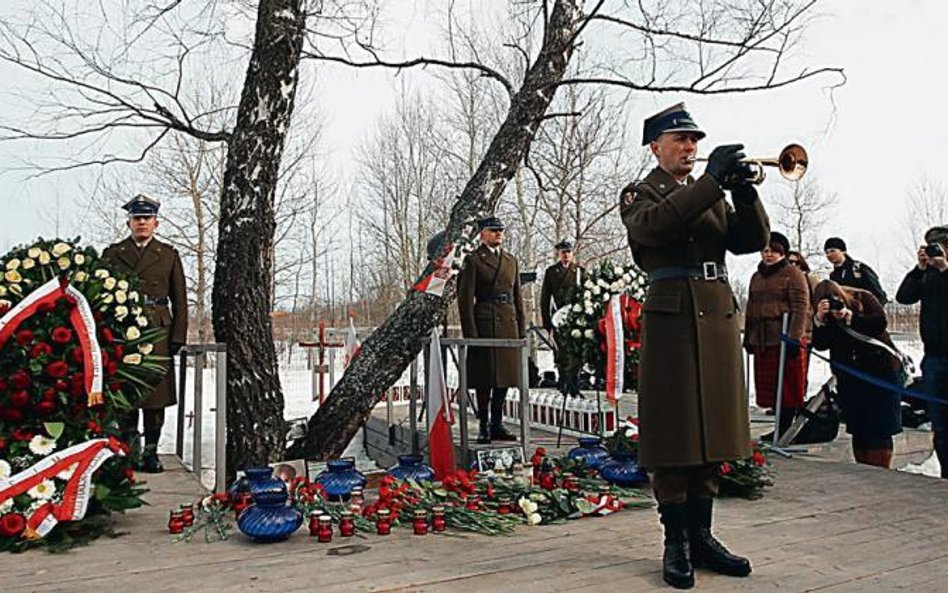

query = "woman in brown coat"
[811, 280, 902, 468]
[744, 232, 810, 438]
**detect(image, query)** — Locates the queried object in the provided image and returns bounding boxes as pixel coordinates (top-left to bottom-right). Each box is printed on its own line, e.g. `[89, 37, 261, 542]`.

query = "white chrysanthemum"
[4, 270, 22, 283]
[0, 499, 12, 514]
[576, 317, 585, 327]
[5, 258, 20, 270]
[583, 329, 594, 339]
[28, 479, 57, 500]
[584, 306, 593, 315]
[27, 247, 41, 258]
[115, 305, 129, 321]
[38, 251, 51, 265]
[570, 329, 581, 338]
[52, 242, 71, 256]
[583, 290, 591, 300]
[115, 290, 127, 304]
[597, 279, 608, 288]
[123, 353, 142, 365]
[126, 326, 141, 340]
[136, 316, 148, 327]
[94, 268, 110, 279]
[22, 258, 35, 270]
[29, 435, 57, 456]
[0, 459, 11, 480]
[138, 343, 154, 355]
[118, 279, 129, 291]
[56, 463, 78, 481]
[74, 253, 85, 265]
[615, 266, 624, 275]
[103, 277, 117, 290]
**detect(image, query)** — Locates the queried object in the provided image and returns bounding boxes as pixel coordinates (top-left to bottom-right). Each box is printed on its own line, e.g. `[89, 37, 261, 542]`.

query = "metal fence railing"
[174, 343, 227, 491]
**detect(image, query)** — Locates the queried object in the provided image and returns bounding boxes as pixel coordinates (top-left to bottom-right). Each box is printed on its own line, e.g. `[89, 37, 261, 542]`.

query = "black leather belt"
[143, 297, 169, 306]
[648, 262, 728, 282]
[476, 294, 511, 304]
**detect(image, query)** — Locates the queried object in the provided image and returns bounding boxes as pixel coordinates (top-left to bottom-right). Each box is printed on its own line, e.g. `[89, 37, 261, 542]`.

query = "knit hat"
[823, 237, 847, 252]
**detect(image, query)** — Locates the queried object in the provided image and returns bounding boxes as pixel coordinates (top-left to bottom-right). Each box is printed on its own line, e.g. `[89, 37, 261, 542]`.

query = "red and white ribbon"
[604, 295, 625, 403]
[0, 277, 104, 406]
[0, 438, 127, 539]
[413, 242, 456, 297]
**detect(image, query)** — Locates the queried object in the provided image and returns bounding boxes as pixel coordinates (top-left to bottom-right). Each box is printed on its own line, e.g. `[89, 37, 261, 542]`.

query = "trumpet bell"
[776, 144, 808, 181]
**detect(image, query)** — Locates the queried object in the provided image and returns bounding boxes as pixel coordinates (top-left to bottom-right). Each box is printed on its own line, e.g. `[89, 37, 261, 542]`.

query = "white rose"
[611, 282, 621, 292]
[74, 271, 88, 282]
[138, 343, 154, 355]
[57, 256, 71, 270]
[115, 290, 127, 304]
[118, 279, 129, 291]
[38, 251, 51, 265]
[27, 479, 57, 500]
[126, 326, 141, 340]
[101, 293, 114, 304]
[52, 242, 71, 256]
[597, 279, 608, 288]
[94, 268, 110, 279]
[74, 253, 85, 265]
[583, 290, 592, 300]
[575, 317, 585, 326]
[528, 512, 542, 525]
[128, 291, 140, 303]
[584, 280, 594, 289]
[27, 247, 41, 258]
[136, 316, 148, 327]
[615, 266, 624, 275]
[572, 304, 581, 312]
[132, 306, 142, 316]
[0, 459, 11, 480]
[4, 270, 22, 283]
[22, 258, 35, 270]
[602, 293, 610, 302]
[29, 435, 58, 456]
[592, 286, 601, 295]
[623, 274, 632, 283]
[584, 306, 593, 315]
[103, 277, 117, 290]
[584, 329, 594, 339]
[570, 329, 581, 338]
[5, 258, 20, 270]
[115, 305, 129, 321]
[123, 353, 143, 365]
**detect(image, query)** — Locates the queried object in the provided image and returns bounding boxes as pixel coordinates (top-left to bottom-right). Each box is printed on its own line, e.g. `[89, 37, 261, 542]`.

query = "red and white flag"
[413, 241, 456, 297]
[343, 316, 361, 369]
[426, 328, 455, 479]
[604, 295, 625, 403]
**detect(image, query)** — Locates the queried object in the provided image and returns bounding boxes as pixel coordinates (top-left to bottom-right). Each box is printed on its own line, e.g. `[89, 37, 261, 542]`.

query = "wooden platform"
[4, 452, 948, 592]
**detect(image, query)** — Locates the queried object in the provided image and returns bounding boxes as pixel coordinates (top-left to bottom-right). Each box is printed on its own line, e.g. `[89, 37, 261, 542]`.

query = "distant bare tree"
[901, 178, 948, 259]
[771, 176, 837, 265]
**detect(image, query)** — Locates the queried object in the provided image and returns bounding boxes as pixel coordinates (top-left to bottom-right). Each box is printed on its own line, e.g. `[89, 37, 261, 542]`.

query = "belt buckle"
[702, 262, 718, 281]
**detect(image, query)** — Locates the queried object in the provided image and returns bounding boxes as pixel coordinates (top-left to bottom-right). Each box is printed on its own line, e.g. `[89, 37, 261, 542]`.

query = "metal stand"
[762, 313, 806, 458]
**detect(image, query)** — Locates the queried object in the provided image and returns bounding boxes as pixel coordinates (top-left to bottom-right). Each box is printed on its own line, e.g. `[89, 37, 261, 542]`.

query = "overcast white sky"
[1, 0, 946, 295]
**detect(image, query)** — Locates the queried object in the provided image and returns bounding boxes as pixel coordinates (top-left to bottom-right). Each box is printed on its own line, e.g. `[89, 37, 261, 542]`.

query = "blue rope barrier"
[779, 334, 948, 407]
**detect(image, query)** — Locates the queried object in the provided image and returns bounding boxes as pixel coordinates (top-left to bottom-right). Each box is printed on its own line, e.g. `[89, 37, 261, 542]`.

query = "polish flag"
[427, 328, 455, 479]
[343, 316, 361, 368]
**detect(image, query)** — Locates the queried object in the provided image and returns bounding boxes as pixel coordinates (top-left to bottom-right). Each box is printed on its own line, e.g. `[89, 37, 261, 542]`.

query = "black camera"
[828, 296, 845, 312]
[925, 243, 945, 258]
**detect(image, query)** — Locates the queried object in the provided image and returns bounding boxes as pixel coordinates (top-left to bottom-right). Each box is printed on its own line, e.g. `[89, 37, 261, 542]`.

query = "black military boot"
[489, 395, 517, 442]
[688, 498, 751, 577]
[476, 390, 491, 444]
[138, 430, 164, 474]
[658, 503, 694, 589]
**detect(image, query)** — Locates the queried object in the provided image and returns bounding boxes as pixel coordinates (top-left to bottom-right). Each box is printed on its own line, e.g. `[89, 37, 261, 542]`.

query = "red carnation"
[14, 329, 34, 345]
[0, 302, 9, 315]
[9, 371, 31, 390]
[112, 345, 124, 360]
[30, 342, 53, 359]
[51, 327, 73, 344]
[42, 388, 57, 402]
[71, 347, 84, 364]
[100, 327, 114, 344]
[101, 351, 110, 366]
[108, 381, 124, 392]
[0, 436, 7, 451]
[0, 513, 27, 539]
[46, 360, 69, 378]
[123, 466, 136, 483]
[0, 409, 23, 423]
[11, 428, 33, 441]
[105, 361, 119, 377]
[54, 380, 69, 392]
[10, 390, 30, 408]
[86, 420, 102, 433]
[35, 401, 56, 415]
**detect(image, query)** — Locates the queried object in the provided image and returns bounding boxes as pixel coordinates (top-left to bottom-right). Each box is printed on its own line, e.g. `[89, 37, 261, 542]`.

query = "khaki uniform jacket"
[620, 167, 769, 467]
[457, 244, 525, 389]
[744, 259, 811, 353]
[103, 236, 188, 408]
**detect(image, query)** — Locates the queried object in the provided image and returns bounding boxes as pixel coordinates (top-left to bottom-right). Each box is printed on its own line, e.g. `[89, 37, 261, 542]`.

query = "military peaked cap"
[642, 102, 705, 146]
[554, 239, 574, 251]
[122, 194, 161, 217]
[477, 216, 505, 230]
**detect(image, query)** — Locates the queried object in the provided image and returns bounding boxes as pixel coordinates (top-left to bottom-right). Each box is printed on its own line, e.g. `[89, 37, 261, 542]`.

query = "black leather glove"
[170, 342, 185, 356]
[730, 182, 759, 205]
[721, 162, 755, 190]
[704, 144, 745, 184]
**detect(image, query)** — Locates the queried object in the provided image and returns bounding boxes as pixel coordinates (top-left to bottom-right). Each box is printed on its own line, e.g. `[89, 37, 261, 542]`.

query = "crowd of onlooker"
[743, 229, 948, 475]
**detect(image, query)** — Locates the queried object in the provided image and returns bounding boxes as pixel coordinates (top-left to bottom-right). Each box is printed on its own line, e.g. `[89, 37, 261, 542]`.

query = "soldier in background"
[824, 237, 888, 304]
[457, 216, 525, 444]
[103, 195, 188, 473]
[540, 239, 586, 398]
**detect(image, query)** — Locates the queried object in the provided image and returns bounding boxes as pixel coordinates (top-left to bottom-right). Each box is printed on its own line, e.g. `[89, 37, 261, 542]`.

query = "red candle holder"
[562, 473, 580, 493]
[179, 503, 195, 527]
[317, 515, 333, 543]
[350, 488, 364, 508]
[308, 512, 321, 536]
[465, 496, 480, 511]
[432, 505, 446, 532]
[412, 509, 428, 535]
[233, 492, 252, 519]
[168, 510, 185, 534]
[376, 509, 392, 535]
[339, 511, 356, 537]
[497, 497, 512, 515]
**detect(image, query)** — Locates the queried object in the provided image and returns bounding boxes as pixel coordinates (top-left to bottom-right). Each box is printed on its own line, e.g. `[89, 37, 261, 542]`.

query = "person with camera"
[744, 232, 810, 440]
[621, 103, 768, 589]
[824, 237, 888, 305]
[895, 226, 948, 477]
[811, 280, 902, 468]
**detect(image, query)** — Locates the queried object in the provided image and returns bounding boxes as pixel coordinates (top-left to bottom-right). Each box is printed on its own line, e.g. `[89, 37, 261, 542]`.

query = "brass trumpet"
[689, 143, 808, 185]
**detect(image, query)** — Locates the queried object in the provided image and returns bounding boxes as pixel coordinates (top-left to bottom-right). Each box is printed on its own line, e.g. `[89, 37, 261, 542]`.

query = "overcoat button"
[698, 311, 705, 317]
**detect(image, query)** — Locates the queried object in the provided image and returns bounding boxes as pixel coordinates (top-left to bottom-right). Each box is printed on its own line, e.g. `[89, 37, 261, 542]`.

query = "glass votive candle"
[431, 505, 447, 532]
[339, 510, 356, 537]
[497, 497, 512, 515]
[168, 510, 185, 534]
[179, 502, 195, 527]
[412, 509, 428, 535]
[317, 514, 333, 543]
[308, 511, 321, 536]
[376, 508, 392, 535]
[465, 496, 480, 511]
[350, 488, 364, 508]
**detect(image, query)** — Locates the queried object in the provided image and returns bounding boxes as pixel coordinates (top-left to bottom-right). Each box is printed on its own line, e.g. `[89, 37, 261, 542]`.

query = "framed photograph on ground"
[476, 446, 525, 473]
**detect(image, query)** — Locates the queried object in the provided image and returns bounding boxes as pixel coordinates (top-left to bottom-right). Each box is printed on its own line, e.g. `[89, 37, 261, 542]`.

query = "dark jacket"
[744, 258, 811, 353]
[896, 265, 948, 355]
[540, 262, 585, 330]
[457, 244, 525, 389]
[620, 166, 769, 467]
[811, 289, 901, 438]
[830, 255, 887, 304]
[102, 236, 188, 408]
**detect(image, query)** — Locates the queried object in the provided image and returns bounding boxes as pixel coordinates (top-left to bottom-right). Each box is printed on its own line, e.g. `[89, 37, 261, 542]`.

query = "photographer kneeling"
[811, 280, 902, 468]
[896, 226, 948, 478]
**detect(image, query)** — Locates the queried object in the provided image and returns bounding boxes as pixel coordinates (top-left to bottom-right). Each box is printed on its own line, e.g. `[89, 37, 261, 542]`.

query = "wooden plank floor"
[3, 453, 947, 592]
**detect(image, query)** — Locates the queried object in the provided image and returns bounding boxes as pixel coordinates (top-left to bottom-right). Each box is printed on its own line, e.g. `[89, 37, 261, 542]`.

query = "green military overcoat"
[540, 261, 585, 369]
[457, 244, 526, 389]
[621, 167, 769, 467]
[102, 236, 188, 409]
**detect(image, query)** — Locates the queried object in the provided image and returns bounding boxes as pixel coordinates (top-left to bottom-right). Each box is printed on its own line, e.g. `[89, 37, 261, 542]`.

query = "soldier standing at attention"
[540, 239, 585, 398]
[824, 237, 888, 305]
[103, 195, 188, 473]
[620, 103, 769, 589]
[457, 216, 525, 444]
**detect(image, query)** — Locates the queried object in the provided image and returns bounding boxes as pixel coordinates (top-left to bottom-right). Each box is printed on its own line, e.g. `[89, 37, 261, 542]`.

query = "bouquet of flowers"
[717, 445, 773, 500]
[557, 260, 647, 390]
[603, 416, 640, 458]
[0, 238, 165, 552]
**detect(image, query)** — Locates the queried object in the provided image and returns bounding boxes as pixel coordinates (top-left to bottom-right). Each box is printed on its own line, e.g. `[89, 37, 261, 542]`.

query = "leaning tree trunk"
[213, 0, 307, 474]
[289, 0, 581, 459]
